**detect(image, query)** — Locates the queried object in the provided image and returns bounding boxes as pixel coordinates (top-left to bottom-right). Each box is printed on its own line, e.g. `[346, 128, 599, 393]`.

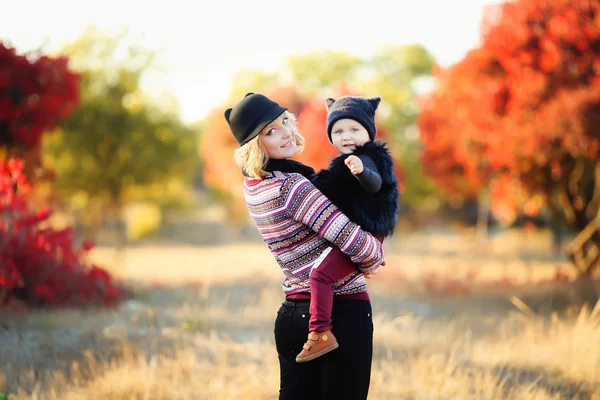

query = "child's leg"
[308, 247, 359, 333]
[296, 247, 358, 363]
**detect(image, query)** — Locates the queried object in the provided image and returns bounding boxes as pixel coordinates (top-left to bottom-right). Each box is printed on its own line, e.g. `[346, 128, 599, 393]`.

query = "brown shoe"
[295, 330, 339, 363]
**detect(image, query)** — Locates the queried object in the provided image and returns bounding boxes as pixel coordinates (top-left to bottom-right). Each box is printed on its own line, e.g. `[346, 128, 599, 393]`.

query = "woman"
[225, 93, 384, 400]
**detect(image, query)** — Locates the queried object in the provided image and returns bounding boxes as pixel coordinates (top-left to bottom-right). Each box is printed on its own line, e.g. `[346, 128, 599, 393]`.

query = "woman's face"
[259, 113, 298, 159]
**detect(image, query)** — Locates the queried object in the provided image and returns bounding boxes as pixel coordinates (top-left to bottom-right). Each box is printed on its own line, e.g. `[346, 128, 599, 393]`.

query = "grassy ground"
[1, 230, 600, 399]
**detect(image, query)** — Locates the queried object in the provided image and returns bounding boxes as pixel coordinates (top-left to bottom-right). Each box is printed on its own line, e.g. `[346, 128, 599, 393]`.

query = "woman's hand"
[364, 260, 385, 279]
[364, 269, 377, 279]
[344, 155, 364, 175]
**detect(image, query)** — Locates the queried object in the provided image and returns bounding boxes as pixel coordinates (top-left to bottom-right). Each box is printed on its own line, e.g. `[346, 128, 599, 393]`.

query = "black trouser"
[274, 298, 374, 400]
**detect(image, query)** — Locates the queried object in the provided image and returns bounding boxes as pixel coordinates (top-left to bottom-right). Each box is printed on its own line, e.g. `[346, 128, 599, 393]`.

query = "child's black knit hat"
[325, 96, 381, 142]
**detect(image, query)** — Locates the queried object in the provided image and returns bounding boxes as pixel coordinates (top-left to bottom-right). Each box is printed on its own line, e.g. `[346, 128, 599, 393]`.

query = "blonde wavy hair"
[233, 111, 305, 178]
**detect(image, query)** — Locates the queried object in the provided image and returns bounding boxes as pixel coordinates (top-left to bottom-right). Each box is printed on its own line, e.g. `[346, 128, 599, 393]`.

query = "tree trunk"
[112, 204, 127, 268]
[109, 188, 127, 269]
[547, 197, 570, 259]
[566, 212, 600, 275]
[550, 221, 565, 259]
[476, 189, 490, 240]
[565, 162, 600, 276]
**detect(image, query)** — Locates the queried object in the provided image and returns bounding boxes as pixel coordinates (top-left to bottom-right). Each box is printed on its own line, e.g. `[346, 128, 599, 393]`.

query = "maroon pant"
[309, 236, 383, 332]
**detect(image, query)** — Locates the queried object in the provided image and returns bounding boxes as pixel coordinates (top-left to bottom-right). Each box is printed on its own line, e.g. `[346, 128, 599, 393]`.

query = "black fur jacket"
[312, 141, 399, 237]
[263, 141, 399, 237]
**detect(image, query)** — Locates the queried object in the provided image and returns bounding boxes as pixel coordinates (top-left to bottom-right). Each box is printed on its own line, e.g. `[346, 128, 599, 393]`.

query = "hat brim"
[241, 105, 288, 146]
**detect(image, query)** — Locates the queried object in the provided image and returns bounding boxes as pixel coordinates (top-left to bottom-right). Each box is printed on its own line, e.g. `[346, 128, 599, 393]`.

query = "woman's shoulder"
[244, 172, 318, 210]
[268, 171, 312, 182]
[245, 171, 313, 192]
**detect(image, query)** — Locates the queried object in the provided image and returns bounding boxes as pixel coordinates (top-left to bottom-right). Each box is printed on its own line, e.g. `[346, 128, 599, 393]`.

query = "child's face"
[259, 113, 298, 159]
[330, 118, 370, 154]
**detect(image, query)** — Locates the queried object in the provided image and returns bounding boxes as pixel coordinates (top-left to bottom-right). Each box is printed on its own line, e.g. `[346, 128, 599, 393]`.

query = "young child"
[295, 95, 399, 363]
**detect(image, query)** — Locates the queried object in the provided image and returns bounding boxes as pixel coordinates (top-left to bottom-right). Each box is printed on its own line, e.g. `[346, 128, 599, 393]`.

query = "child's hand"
[344, 155, 363, 175]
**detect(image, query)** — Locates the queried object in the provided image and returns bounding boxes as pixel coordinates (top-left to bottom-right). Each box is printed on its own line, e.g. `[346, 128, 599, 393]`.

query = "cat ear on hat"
[368, 97, 381, 112]
[224, 108, 232, 122]
[225, 93, 255, 122]
[325, 98, 336, 111]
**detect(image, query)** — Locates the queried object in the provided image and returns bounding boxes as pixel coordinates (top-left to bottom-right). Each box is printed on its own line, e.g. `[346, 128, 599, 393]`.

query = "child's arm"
[345, 155, 382, 193]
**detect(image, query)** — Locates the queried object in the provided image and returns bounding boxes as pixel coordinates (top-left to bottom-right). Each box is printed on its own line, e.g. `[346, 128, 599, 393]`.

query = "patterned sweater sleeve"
[280, 173, 384, 273]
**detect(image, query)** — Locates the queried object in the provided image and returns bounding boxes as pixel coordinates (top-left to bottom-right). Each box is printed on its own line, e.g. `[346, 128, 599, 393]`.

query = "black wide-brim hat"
[224, 93, 288, 146]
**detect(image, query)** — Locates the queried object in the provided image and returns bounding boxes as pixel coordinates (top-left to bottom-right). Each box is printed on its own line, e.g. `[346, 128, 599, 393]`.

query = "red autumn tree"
[296, 85, 402, 184]
[199, 85, 308, 226]
[199, 106, 249, 225]
[0, 43, 79, 173]
[201, 84, 403, 226]
[295, 96, 342, 170]
[418, 0, 600, 274]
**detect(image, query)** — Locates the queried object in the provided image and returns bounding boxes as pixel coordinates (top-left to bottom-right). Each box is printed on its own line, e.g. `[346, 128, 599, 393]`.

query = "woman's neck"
[264, 158, 316, 179]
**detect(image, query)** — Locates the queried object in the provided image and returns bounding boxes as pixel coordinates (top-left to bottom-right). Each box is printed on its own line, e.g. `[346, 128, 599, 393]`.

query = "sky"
[2, 0, 499, 123]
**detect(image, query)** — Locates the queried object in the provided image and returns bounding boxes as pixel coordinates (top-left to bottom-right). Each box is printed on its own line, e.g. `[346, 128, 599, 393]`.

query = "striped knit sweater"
[243, 171, 384, 296]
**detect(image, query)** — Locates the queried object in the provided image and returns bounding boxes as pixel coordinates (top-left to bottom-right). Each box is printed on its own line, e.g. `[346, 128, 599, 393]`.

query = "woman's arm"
[280, 174, 384, 273]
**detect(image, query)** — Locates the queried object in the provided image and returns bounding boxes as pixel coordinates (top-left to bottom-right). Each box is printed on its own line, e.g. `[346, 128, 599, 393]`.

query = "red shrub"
[0, 43, 79, 150]
[0, 158, 123, 307]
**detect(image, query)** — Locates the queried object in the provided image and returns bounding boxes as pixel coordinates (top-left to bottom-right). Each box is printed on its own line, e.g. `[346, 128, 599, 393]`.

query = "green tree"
[228, 69, 279, 100]
[363, 44, 440, 209]
[283, 50, 363, 93]
[43, 28, 199, 248]
[208, 46, 440, 221]
[279, 46, 441, 209]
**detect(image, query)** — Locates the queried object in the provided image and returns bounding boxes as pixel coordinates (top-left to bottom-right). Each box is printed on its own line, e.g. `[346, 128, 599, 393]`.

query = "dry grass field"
[1, 229, 599, 399]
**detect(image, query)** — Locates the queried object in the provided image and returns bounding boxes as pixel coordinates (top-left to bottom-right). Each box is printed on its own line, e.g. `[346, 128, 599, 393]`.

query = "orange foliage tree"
[199, 86, 307, 225]
[296, 85, 401, 181]
[200, 84, 401, 225]
[295, 86, 352, 170]
[418, 0, 600, 274]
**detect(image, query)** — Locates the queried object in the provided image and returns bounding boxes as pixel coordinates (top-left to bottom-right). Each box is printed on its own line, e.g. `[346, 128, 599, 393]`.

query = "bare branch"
[566, 211, 600, 255]
[569, 159, 585, 197]
[559, 192, 576, 226]
[586, 161, 600, 220]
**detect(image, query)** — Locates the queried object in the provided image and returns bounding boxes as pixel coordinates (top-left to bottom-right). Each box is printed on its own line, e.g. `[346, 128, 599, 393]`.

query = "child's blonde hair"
[234, 111, 305, 178]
